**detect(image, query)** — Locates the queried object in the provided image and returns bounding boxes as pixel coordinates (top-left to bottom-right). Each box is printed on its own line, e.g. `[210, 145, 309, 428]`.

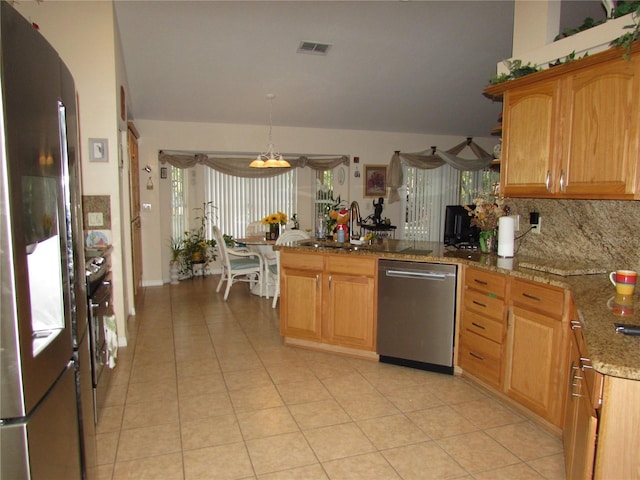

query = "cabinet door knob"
[560, 169, 566, 192]
[545, 170, 552, 192]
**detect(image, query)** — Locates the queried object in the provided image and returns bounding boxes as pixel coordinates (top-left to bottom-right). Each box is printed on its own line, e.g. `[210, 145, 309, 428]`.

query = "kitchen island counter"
[277, 239, 639, 381]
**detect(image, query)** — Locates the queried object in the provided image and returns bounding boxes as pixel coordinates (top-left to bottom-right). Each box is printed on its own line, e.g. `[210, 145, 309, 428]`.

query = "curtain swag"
[158, 151, 349, 178]
[386, 138, 494, 203]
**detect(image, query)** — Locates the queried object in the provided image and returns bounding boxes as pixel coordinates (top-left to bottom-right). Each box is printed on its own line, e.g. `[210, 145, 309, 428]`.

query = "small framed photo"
[89, 138, 108, 162]
[364, 165, 387, 197]
[160, 167, 168, 179]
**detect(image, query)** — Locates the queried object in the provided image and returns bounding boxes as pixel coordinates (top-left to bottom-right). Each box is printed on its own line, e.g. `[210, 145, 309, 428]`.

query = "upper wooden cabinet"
[485, 46, 640, 199]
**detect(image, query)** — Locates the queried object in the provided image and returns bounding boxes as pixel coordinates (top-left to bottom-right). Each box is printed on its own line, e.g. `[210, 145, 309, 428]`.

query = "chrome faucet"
[349, 201, 361, 239]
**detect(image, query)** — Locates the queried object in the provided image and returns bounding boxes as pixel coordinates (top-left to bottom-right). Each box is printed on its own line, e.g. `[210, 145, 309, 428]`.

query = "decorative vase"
[169, 261, 180, 284]
[479, 229, 497, 253]
[267, 223, 280, 241]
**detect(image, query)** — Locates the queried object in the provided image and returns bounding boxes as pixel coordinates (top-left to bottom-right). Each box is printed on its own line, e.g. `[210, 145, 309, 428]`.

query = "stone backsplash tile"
[507, 198, 640, 272]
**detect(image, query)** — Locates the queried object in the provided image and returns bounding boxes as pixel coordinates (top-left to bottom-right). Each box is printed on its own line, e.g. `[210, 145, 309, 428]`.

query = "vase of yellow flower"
[465, 195, 508, 253]
[262, 211, 288, 240]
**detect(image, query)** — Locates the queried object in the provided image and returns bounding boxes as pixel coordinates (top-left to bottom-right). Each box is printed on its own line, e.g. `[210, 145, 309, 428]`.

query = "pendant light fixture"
[249, 94, 290, 168]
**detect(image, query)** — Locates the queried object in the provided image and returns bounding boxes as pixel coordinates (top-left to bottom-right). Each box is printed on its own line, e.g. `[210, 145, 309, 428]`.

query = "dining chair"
[267, 229, 310, 308]
[213, 225, 264, 300]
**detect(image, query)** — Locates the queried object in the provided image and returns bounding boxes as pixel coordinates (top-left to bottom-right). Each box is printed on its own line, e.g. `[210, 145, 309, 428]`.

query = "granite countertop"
[278, 238, 640, 381]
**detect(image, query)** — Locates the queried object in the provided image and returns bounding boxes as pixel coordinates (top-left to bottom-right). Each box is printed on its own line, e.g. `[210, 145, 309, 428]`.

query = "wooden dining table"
[234, 236, 276, 297]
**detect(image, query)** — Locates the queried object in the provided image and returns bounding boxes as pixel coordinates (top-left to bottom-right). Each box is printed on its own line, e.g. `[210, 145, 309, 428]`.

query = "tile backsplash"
[507, 198, 640, 272]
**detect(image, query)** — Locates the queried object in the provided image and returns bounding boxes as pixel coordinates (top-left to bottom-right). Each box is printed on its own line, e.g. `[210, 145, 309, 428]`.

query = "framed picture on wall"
[364, 165, 387, 197]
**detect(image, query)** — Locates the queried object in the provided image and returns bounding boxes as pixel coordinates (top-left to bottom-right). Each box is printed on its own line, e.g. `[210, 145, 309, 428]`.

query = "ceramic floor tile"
[472, 462, 545, 480]
[126, 378, 178, 405]
[246, 431, 318, 476]
[276, 379, 332, 406]
[266, 363, 318, 385]
[485, 421, 564, 461]
[437, 430, 520, 473]
[357, 413, 429, 450]
[129, 360, 177, 384]
[115, 422, 181, 462]
[224, 367, 273, 391]
[177, 371, 227, 398]
[382, 441, 468, 480]
[322, 452, 401, 480]
[112, 452, 184, 480]
[180, 413, 243, 450]
[383, 383, 445, 412]
[96, 463, 114, 480]
[183, 441, 254, 480]
[95, 431, 119, 466]
[257, 463, 328, 480]
[303, 422, 376, 462]
[103, 382, 128, 407]
[451, 397, 525, 430]
[429, 377, 487, 405]
[288, 399, 351, 430]
[178, 390, 235, 422]
[176, 354, 220, 378]
[237, 406, 300, 440]
[336, 391, 400, 420]
[406, 405, 478, 439]
[96, 404, 124, 433]
[527, 453, 567, 479]
[228, 384, 284, 413]
[121, 398, 179, 429]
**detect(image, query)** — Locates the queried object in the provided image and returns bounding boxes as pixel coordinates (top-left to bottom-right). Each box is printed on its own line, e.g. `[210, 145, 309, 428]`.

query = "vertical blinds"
[205, 169, 297, 239]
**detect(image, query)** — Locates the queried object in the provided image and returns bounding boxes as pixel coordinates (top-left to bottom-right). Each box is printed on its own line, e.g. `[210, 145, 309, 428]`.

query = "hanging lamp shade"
[251, 94, 290, 168]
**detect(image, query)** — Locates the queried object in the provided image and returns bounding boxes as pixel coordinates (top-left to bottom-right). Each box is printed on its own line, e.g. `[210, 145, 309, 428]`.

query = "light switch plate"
[88, 212, 103, 227]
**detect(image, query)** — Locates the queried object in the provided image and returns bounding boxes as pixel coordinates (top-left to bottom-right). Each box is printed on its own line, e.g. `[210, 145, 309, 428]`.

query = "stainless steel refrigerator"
[1, 2, 92, 478]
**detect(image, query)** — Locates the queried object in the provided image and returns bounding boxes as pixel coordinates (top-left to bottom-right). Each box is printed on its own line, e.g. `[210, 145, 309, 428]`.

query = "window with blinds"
[170, 166, 187, 240]
[205, 168, 297, 239]
[402, 166, 499, 242]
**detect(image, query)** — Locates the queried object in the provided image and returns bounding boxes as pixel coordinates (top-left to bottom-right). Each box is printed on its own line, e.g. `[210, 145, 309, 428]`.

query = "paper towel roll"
[498, 216, 515, 257]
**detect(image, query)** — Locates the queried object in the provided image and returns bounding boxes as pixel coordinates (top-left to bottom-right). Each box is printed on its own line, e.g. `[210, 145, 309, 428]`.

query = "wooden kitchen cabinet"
[563, 317, 600, 480]
[505, 278, 568, 428]
[459, 267, 508, 388]
[485, 46, 640, 200]
[280, 252, 323, 342]
[280, 251, 377, 352]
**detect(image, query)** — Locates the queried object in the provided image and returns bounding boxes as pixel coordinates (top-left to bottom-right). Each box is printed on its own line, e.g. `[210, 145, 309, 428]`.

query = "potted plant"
[176, 201, 218, 278]
[169, 237, 182, 284]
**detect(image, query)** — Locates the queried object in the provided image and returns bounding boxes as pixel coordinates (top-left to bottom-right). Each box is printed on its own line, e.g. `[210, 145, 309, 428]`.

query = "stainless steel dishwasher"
[377, 260, 457, 374]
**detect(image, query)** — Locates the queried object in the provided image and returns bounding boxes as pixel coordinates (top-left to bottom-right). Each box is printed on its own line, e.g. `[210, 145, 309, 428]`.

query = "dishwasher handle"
[383, 269, 453, 280]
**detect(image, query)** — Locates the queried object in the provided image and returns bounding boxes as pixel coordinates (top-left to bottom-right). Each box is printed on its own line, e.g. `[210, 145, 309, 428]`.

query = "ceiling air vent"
[297, 41, 332, 56]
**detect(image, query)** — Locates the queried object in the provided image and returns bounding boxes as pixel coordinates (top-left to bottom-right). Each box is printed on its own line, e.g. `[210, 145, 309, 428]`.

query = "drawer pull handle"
[580, 357, 593, 369]
[471, 322, 485, 330]
[570, 320, 582, 330]
[469, 351, 484, 361]
[472, 300, 487, 308]
[522, 292, 541, 302]
[571, 392, 583, 398]
[473, 279, 488, 286]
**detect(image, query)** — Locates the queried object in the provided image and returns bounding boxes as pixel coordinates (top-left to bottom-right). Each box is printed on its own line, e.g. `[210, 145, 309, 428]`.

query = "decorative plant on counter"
[177, 201, 218, 278]
[465, 195, 509, 253]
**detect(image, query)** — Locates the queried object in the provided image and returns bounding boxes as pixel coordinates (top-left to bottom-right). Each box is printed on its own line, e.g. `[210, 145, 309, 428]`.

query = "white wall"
[15, 1, 130, 345]
[135, 119, 497, 285]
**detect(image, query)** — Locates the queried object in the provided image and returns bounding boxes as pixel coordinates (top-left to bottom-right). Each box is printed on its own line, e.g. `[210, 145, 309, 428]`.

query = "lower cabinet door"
[505, 306, 565, 427]
[325, 273, 375, 350]
[280, 267, 323, 341]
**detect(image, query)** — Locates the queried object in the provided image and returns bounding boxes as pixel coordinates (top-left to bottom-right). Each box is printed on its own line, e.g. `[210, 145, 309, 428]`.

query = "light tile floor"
[96, 276, 567, 480]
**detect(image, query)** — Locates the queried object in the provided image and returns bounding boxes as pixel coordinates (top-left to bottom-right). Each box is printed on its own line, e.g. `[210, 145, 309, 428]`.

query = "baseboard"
[283, 336, 379, 361]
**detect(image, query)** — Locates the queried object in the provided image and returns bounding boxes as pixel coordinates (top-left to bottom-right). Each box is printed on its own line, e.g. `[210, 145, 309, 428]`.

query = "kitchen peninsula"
[276, 238, 640, 479]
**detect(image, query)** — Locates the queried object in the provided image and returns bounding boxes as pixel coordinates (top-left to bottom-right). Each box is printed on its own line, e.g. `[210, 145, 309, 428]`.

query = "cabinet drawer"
[459, 332, 502, 386]
[511, 278, 565, 318]
[462, 310, 504, 343]
[326, 255, 376, 276]
[465, 268, 507, 298]
[464, 289, 506, 322]
[281, 251, 324, 271]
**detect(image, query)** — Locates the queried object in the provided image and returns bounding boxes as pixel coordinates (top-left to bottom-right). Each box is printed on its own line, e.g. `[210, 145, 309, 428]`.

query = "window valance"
[386, 138, 494, 203]
[158, 151, 349, 178]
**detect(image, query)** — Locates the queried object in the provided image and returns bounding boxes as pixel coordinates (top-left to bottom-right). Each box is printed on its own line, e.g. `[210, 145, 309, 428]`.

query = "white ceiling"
[114, 1, 517, 137]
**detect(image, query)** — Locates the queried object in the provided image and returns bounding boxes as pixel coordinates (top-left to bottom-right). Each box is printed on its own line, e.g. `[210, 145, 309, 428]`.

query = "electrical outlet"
[529, 212, 542, 233]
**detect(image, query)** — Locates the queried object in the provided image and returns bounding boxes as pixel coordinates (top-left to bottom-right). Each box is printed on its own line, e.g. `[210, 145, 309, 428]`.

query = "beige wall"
[135, 119, 498, 285]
